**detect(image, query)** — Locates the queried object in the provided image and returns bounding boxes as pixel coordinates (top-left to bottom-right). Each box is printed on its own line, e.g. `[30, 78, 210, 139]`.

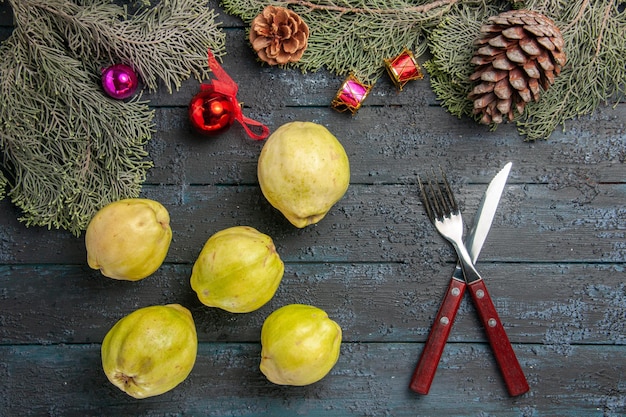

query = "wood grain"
[2, 263, 624, 345]
[1, 183, 624, 264]
[0, 1, 624, 415]
[1, 343, 624, 417]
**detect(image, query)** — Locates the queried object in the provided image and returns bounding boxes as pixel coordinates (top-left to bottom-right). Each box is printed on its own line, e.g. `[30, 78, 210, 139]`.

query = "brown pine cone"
[249, 6, 309, 66]
[468, 9, 566, 124]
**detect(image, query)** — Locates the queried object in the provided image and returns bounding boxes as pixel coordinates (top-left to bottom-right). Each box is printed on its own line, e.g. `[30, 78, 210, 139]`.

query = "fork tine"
[418, 176, 441, 221]
[430, 174, 447, 218]
[419, 168, 458, 222]
[438, 167, 458, 214]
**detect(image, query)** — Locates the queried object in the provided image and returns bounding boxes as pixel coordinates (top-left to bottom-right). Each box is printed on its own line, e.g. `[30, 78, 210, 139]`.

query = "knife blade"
[467, 161, 511, 264]
[409, 162, 512, 395]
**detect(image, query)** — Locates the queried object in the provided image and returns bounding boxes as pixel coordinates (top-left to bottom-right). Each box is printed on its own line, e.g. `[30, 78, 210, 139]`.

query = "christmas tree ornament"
[189, 50, 269, 139]
[189, 85, 238, 135]
[331, 74, 373, 115]
[467, 9, 566, 125]
[101, 64, 139, 99]
[249, 5, 309, 65]
[384, 48, 423, 91]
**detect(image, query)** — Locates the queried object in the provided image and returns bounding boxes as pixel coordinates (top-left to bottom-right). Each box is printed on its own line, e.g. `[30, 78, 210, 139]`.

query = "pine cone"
[468, 9, 566, 124]
[249, 6, 309, 66]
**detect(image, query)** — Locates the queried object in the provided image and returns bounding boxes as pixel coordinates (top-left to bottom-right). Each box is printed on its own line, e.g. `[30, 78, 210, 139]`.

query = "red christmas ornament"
[189, 85, 238, 136]
[189, 50, 269, 139]
[101, 64, 138, 99]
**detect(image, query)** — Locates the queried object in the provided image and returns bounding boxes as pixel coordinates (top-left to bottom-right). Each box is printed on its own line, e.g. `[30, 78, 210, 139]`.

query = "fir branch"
[226, 0, 625, 140]
[1, 28, 153, 234]
[423, 1, 501, 117]
[425, 0, 626, 140]
[0, 1, 225, 234]
[12, 0, 226, 94]
[0, 170, 7, 201]
[515, 0, 626, 139]
[221, 0, 474, 81]
[281, 0, 460, 15]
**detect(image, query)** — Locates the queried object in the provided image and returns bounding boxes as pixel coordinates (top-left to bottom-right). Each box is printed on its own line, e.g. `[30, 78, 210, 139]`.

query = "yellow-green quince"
[101, 304, 197, 399]
[190, 226, 285, 313]
[85, 198, 172, 281]
[257, 121, 350, 228]
[260, 304, 342, 386]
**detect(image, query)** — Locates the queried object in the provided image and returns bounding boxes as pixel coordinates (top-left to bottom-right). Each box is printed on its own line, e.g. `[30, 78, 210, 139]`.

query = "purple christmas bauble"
[101, 64, 138, 99]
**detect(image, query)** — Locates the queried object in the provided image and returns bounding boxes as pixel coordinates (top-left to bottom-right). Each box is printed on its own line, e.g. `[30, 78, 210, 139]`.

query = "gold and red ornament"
[331, 74, 373, 115]
[468, 9, 566, 124]
[101, 64, 139, 100]
[189, 50, 270, 139]
[384, 48, 424, 91]
[249, 5, 309, 66]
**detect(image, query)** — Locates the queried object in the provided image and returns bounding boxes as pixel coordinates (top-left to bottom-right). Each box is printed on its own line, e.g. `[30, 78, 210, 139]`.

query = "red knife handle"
[467, 279, 530, 397]
[409, 278, 466, 394]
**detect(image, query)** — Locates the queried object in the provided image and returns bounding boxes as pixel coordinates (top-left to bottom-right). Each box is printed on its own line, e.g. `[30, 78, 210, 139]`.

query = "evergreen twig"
[281, 0, 460, 15]
[425, 0, 626, 140]
[12, 0, 226, 93]
[0, 0, 225, 234]
[515, 0, 626, 140]
[221, 0, 471, 82]
[224, 0, 626, 141]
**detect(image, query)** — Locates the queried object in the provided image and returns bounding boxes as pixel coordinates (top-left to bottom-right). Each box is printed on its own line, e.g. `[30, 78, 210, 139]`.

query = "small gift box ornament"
[331, 74, 373, 115]
[384, 48, 423, 91]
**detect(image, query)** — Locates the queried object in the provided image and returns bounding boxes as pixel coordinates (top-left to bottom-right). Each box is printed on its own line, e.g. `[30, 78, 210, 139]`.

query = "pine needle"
[221, 0, 465, 82]
[224, 0, 626, 140]
[423, 0, 626, 140]
[0, 0, 225, 234]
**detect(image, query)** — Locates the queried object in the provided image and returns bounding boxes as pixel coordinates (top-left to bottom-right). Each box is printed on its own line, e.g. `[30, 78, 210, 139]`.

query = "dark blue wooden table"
[1, 1, 625, 416]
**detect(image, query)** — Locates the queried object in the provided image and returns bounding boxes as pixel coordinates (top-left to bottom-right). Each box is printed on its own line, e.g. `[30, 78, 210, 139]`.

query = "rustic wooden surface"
[1, 2, 625, 416]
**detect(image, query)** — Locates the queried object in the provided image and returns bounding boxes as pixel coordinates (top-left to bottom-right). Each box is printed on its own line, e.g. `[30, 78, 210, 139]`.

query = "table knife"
[410, 162, 512, 395]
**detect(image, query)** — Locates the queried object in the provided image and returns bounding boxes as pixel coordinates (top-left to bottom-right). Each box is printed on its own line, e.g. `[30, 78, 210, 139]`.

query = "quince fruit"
[257, 121, 350, 228]
[190, 226, 284, 313]
[101, 304, 197, 399]
[85, 198, 172, 281]
[260, 304, 342, 386]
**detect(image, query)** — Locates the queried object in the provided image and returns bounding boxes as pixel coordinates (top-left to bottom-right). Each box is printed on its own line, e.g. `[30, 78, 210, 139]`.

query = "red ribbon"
[205, 50, 270, 140]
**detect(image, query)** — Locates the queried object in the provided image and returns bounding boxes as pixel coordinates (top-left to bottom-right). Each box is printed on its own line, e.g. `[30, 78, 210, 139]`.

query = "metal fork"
[418, 170, 481, 284]
[417, 169, 530, 397]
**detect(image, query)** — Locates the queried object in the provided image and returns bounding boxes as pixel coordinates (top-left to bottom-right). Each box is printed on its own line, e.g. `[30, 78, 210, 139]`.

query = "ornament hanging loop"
[189, 50, 269, 139]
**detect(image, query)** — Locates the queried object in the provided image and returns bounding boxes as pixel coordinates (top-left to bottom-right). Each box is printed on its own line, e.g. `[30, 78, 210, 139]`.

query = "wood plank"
[2, 262, 624, 345]
[146, 105, 626, 185]
[1, 183, 623, 264]
[1, 342, 624, 416]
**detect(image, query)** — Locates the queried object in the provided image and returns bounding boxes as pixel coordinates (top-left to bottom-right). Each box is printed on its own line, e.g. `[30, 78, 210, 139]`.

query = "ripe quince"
[190, 226, 285, 313]
[85, 198, 172, 281]
[101, 304, 197, 399]
[260, 304, 342, 386]
[257, 121, 350, 228]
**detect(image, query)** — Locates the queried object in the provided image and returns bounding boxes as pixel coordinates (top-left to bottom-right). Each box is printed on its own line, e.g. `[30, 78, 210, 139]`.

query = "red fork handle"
[409, 278, 466, 394]
[467, 279, 530, 397]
